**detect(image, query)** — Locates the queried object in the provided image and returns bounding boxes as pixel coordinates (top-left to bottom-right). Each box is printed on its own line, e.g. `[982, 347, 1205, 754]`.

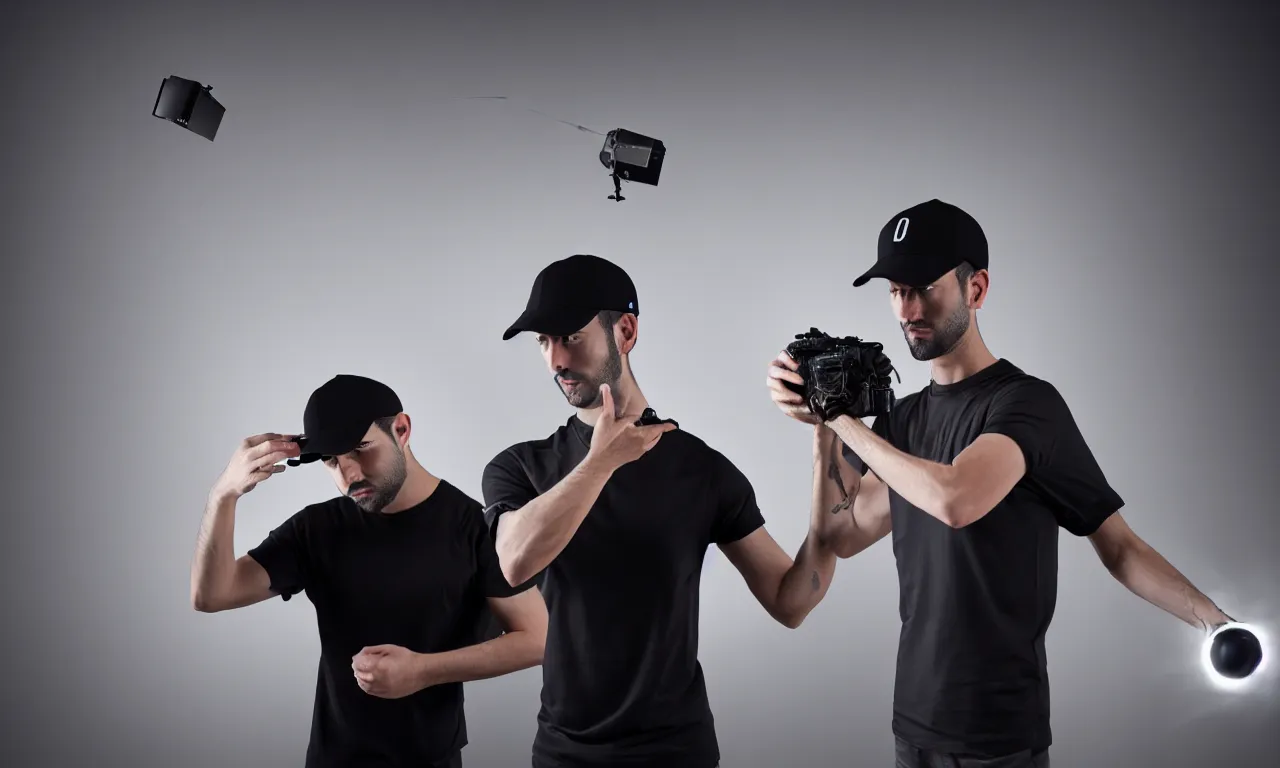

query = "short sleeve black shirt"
[848, 359, 1124, 757]
[246, 479, 531, 768]
[481, 415, 765, 768]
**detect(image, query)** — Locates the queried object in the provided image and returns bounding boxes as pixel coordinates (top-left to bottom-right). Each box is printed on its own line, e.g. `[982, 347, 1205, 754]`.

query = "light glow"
[1200, 622, 1268, 692]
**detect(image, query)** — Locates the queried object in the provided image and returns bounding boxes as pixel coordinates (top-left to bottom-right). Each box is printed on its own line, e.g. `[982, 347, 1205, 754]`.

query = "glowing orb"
[1201, 622, 1267, 690]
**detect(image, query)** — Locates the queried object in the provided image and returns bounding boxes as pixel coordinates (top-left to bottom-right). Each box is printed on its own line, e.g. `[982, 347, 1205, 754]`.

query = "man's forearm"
[769, 431, 861, 626]
[190, 490, 239, 609]
[1110, 542, 1233, 631]
[771, 535, 840, 628]
[411, 629, 544, 690]
[829, 415, 954, 524]
[495, 456, 614, 585]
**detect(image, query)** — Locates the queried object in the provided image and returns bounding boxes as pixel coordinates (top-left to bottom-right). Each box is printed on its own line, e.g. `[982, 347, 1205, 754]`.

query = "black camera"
[784, 328, 899, 419]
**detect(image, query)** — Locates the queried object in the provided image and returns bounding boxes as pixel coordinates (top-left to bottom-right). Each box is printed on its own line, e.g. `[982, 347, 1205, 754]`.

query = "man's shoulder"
[986, 362, 1065, 405]
[433, 477, 484, 512]
[484, 418, 576, 467]
[655, 425, 750, 481]
[278, 496, 352, 534]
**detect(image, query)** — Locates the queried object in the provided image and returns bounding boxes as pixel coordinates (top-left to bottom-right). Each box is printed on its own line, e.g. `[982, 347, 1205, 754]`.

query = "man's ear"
[617, 313, 639, 355]
[968, 270, 990, 309]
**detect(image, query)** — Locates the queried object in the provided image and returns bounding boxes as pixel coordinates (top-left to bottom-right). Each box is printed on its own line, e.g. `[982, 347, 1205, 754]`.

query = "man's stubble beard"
[351, 444, 408, 513]
[904, 295, 972, 361]
[557, 330, 624, 410]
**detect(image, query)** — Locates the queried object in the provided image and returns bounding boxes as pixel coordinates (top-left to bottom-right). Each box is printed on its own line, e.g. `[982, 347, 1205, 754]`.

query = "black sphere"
[1209, 627, 1263, 679]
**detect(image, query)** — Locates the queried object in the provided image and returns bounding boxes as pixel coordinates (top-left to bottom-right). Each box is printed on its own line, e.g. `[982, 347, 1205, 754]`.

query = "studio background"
[3, 1, 1277, 766]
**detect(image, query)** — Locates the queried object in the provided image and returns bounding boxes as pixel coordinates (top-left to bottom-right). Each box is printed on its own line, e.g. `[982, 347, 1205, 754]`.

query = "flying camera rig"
[599, 129, 667, 201]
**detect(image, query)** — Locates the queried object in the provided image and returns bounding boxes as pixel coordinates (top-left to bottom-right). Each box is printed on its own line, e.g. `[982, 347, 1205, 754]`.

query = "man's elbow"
[191, 590, 221, 613]
[777, 610, 806, 630]
[938, 495, 992, 529]
[497, 548, 535, 588]
[769, 596, 809, 630]
[935, 472, 1000, 527]
[494, 533, 522, 585]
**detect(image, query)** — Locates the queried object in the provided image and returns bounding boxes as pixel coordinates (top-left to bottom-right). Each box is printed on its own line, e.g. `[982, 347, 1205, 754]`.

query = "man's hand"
[211, 433, 301, 500]
[766, 351, 821, 425]
[352, 644, 428, 699]
[586, 384, 675, 471]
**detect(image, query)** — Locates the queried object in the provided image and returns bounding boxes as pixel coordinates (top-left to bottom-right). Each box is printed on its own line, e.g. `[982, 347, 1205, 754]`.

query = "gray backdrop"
[4, 1, 1277, 766]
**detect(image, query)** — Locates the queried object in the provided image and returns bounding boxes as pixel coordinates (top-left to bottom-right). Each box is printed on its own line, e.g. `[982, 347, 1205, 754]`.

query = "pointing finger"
[598, 384, 616, 419]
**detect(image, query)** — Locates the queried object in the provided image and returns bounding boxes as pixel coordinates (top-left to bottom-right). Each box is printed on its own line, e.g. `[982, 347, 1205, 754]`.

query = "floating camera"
[599, 129, 666, 202]
[152, 76, 225, 141]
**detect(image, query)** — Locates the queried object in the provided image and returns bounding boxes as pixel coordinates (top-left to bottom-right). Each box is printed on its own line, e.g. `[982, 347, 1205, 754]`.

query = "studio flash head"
[599, 129, 666, 202]
[152, 76, 225, 141]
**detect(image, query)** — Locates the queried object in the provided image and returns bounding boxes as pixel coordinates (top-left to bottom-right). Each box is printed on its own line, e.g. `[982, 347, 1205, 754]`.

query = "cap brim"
[502, 306, 601, 341]
[852, 257, 951, 288]
[284, 428, 365, 466]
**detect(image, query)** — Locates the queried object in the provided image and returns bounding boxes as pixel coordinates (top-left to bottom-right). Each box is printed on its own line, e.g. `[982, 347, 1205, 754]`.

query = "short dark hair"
[372, 415, 398, 437]
[597, 309, 625, 330]
[954, 261, 979, 297]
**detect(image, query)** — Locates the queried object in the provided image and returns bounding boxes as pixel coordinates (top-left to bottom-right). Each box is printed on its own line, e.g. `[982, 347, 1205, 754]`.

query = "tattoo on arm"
[826, 454, 852, 515]
[810, 570, 820, 591]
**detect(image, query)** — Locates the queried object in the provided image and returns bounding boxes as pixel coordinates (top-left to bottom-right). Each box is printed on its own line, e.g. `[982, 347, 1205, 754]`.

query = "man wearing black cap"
[483, 254, 848, 768]
[766, 199, 1236, 766]
[190, 374, 549, 768]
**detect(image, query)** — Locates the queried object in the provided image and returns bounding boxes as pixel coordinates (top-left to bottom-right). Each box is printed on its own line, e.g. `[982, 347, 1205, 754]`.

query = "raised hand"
[212, 433, 301, 500]
[587, 384, 676, 471]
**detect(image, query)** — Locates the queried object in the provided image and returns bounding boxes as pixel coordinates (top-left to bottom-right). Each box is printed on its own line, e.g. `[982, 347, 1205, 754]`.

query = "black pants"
[895, 737, 1049, 768]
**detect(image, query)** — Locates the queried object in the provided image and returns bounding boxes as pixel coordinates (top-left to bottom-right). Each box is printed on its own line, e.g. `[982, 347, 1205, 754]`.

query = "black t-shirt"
[846, 359, 1123, 758]
[481, 415, 765, 768]
[247, 479, 531, 768]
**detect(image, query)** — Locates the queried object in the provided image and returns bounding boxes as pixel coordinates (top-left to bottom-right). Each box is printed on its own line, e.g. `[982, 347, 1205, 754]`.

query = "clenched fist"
[352, 644, 428, 699]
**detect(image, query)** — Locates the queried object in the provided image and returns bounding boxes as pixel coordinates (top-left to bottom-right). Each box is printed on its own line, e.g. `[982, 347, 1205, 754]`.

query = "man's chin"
[561, 385, 600, 408]
[906, 339, 942, 361]
[351, 494, 383, 513]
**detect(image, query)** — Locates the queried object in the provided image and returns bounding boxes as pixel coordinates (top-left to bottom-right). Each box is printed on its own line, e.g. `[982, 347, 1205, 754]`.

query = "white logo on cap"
[893, 217, 910, 243]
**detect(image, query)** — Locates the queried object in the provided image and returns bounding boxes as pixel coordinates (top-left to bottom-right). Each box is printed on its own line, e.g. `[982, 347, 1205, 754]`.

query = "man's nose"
[336, 457, 363, 485]
[896, 296, 925, 324]
[547, 343, 572, 372]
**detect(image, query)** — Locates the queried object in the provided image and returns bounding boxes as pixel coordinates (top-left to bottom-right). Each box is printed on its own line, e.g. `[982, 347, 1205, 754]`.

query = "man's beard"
[555, 333, 623, 409]
[346, 446, 408, 513]
[903, 299, 971, 361]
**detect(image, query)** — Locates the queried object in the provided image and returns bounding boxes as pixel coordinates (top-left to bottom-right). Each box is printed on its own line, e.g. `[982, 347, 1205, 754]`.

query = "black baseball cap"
[852, 199, 989, 288]
[502, 254, 639, 341]
[287, 374, 403, 466]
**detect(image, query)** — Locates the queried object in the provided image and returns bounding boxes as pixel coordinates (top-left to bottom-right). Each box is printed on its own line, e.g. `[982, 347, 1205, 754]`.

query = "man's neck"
[928, 330, 999, 386]
[381, 465, 441, 514]
[576, 376, 648, 427]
